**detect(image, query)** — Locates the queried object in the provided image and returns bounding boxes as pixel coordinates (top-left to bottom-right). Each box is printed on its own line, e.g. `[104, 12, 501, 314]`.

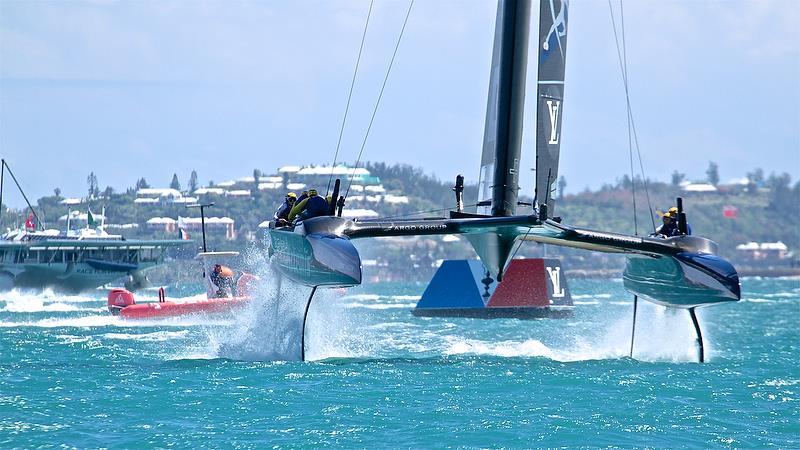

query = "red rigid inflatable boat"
[108, 261, 259, 319]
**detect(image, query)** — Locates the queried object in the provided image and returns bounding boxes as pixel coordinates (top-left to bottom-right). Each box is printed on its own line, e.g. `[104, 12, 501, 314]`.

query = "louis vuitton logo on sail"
[546, 99, 561, 144]
[545, 266, 566, 298]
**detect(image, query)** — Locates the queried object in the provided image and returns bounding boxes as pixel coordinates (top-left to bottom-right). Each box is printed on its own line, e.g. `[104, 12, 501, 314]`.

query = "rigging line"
[344, 0, 414, 200]
[326, 0, 375, 197]
[608, 0, 637, 235]
[628, 105, 657, 232]
[620, 1, 655, 232]
[610, 1, 656, 233]
[508, 226, 534, 263]
[0, 160, 4, 230]
[3, 160, 44, 230]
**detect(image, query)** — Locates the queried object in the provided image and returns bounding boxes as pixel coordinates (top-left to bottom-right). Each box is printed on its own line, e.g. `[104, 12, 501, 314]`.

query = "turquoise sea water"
[0, 275, 797, 447]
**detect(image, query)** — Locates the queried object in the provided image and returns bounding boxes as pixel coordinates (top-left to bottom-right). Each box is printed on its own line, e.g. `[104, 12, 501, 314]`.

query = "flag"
[87, 208, 96, 228]
[24, 211, 35, 230]
[177, 216, 190, 239]
[723, 205, 738, 219]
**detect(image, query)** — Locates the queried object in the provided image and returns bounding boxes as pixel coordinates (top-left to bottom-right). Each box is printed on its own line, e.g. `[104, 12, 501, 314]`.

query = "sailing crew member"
[653, 212, 677, 237]
[210, 264, 235, 298]
[667, 206, 692, 235]
[273, 192, 297, 226]
[288, 189, 329, 222]
[296, 190, 309, 204]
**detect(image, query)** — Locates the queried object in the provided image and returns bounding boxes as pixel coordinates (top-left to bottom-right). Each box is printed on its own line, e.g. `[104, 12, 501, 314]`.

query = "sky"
[0, 0, 798, 207]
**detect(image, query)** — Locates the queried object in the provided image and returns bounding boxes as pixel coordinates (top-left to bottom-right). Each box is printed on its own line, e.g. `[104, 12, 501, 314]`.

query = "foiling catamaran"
[268, 0, 740, 361]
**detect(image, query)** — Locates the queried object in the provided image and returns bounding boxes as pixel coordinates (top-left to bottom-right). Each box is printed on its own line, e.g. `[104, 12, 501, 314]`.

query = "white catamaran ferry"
[0, 227, 190, 292]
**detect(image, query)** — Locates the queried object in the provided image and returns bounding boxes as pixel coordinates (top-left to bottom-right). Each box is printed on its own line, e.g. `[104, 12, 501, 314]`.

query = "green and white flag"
[87, 208, 96, 228]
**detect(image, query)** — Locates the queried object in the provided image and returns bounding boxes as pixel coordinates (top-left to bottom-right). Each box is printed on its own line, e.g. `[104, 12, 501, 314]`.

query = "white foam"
[445, 338, 556, 359]
[55, 334, 91, 344]
[438, 303, 707, 363]
[342, 302, 416, 310]
[0, 315, 123, 328]
[0, 289, 98, 304]
[0, 313, 224, 328]
[1, 298, 85, 313]
[763, 378, 799, 387]
[340, 294, 381, 301]
[178, 249, 392, 362]
[182, 255, 311, 361]
[761, 292, 797, 298]
[390, 295, 421, 301]
[578, 304, 707, 363]
[103, 330, 190, 342]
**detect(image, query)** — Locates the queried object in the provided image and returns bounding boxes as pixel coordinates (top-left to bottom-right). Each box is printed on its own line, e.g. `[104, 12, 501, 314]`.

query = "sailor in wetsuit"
[652, 207, 693, 238]
[667, 206, 692, 235]
[288, 189, 329, 222]
[210, 264, 235, 298]
[653, 212, 677, 237]
[273, 192, 297, 226]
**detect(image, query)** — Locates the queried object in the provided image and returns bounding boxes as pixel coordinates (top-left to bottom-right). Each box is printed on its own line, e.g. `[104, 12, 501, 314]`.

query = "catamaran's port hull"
[623, 252, 740, 309]
[268, 226, 362, 288]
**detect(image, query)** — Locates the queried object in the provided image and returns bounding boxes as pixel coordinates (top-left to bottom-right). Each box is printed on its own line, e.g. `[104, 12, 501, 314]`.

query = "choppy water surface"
[0, 275, 797, 447]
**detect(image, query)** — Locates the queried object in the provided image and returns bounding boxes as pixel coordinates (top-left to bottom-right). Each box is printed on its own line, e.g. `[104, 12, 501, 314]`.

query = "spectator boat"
[108, 251, 258, 319]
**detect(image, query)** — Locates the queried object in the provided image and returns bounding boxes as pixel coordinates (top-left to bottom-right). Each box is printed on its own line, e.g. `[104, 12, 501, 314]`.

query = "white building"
[136, 187, 195, 204]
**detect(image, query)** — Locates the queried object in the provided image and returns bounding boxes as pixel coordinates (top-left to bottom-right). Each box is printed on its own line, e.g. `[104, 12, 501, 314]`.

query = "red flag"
[24, 211, 35, 230]
[723, 205, 738, 218]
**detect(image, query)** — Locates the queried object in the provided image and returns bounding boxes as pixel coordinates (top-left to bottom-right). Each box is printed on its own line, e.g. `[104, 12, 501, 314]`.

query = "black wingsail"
[470, 0, 533, 279]
[476, 0, 532, 218]
[534, 0, 568, 217]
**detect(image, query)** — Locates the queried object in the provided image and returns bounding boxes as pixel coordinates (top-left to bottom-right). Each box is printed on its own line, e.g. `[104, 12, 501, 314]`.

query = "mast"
[468, 0, 532, 280]
[534, 0, 568, 217]
[477, 0, 532, 217]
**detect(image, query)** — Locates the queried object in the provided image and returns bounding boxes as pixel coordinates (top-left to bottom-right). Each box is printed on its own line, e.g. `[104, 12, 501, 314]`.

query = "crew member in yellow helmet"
[288, 189, 329, 222]
[666, 206, 692, 235]
[273, 192, 297, 225]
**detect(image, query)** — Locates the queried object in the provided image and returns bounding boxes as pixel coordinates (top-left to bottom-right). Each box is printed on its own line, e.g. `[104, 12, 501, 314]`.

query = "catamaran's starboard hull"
[268, 227, 362, 288]
[623, 252, 740, 308]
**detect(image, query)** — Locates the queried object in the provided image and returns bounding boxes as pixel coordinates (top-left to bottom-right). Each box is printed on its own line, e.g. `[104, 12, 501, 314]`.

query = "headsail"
[534, 0, 568, 216]
[476, 0, 532, 217]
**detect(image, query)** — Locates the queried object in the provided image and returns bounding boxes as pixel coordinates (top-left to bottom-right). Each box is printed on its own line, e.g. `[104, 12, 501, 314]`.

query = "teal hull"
[623, 252, 740, 308]
[268, 218, 362, 287]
